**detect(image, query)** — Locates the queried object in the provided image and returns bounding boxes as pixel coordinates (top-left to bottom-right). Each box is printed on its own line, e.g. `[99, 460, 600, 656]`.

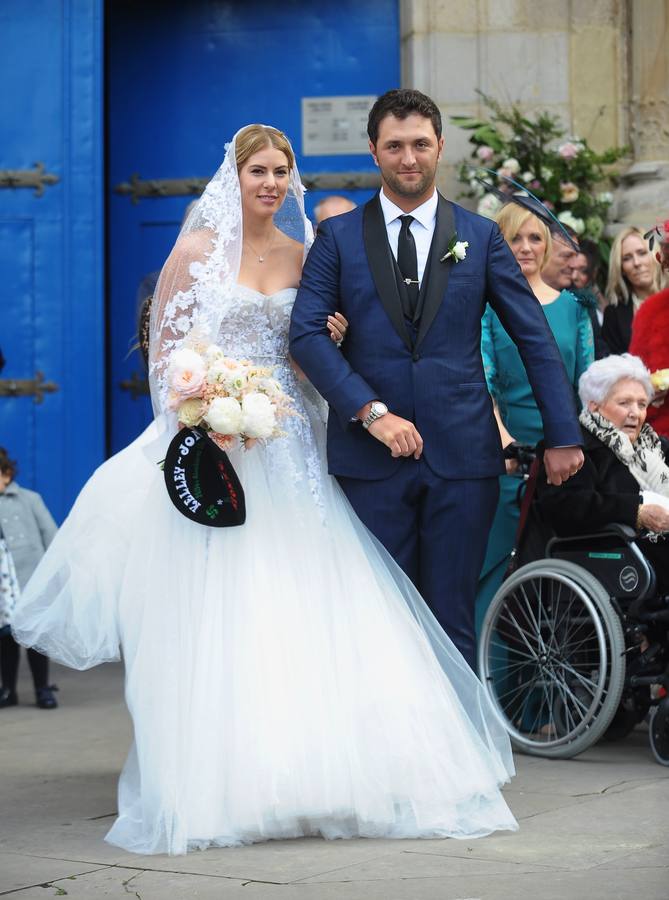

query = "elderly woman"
[602, 227, 665, 355]
[536, 354, 669, 592]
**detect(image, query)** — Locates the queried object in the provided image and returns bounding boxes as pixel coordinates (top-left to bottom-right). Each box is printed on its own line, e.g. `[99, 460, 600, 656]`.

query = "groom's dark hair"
[367, 89, 442, 144]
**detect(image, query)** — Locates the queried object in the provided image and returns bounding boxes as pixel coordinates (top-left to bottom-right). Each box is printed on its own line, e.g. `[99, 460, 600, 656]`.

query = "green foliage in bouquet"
[452, 93, 629, 259]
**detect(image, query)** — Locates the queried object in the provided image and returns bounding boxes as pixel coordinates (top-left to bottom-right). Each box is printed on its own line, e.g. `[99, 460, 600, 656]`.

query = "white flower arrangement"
[166, 343, 295, 447]
[557, 209, 585, 236]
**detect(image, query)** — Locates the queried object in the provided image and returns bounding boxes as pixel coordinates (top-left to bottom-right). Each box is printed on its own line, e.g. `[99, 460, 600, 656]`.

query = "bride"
[12, 125, 517, 856]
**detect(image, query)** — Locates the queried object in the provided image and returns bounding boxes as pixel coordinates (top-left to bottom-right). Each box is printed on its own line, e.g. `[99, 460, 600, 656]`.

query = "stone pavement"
[1, 662, 667, 900]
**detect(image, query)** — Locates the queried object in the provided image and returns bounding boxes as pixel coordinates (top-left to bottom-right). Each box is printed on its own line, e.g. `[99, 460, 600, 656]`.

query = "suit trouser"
[337, 459, 499, 670]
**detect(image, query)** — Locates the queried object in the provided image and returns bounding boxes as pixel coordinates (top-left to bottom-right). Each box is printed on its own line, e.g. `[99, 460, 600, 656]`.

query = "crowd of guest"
[476, 199, 669, 630]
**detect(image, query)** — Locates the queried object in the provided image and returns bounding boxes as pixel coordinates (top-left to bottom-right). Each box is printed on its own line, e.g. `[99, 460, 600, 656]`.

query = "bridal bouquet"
[166, 343, 295, 449]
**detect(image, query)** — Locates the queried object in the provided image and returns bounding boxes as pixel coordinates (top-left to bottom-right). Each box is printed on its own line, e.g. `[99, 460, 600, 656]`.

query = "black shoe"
[0, 687, 18, 708]
[35, 684, 59, 709]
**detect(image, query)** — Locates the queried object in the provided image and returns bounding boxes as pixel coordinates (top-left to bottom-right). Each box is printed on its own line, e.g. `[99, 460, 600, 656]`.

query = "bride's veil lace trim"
[148, 127, 313, 417]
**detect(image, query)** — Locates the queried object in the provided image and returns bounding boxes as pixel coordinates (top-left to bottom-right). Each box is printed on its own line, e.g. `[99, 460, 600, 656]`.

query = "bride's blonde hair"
[235, 125, 295, 172]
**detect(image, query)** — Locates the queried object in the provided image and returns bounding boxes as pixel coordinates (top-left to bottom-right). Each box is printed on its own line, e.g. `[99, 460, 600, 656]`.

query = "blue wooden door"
[1, 0, 104, 522]
[107, 0, 399, 452]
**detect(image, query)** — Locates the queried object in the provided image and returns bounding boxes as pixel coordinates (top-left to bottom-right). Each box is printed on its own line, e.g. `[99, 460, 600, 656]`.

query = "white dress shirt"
[379, 189, 438, 286]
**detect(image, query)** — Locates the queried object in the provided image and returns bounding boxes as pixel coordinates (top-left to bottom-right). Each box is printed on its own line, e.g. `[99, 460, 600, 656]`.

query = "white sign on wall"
[301, 95, 377, 156]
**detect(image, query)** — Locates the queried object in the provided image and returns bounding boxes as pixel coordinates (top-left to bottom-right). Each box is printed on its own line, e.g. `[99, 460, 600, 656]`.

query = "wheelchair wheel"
[649, 697, 669, 766]
[478, 559, 626, 758]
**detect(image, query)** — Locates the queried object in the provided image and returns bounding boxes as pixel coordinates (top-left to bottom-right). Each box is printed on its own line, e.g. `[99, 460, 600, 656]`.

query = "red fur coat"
[629, 287, 669, 437]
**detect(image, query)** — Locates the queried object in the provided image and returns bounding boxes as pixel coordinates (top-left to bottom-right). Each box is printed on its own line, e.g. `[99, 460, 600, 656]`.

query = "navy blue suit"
[289, 193, 581, 666]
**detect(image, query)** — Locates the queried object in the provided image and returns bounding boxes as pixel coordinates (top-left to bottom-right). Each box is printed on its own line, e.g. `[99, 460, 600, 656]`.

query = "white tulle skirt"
[13, 409, 517, 855]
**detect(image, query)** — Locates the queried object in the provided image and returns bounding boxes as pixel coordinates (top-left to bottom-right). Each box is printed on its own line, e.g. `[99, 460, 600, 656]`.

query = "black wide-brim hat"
[163, 426, 246, 527]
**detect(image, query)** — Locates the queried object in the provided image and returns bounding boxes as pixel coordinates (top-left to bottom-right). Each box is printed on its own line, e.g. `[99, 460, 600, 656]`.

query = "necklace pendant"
[258, 256, 264, 263]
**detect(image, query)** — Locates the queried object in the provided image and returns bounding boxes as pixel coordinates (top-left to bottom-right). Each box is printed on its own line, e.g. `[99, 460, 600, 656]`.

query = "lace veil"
[148, 126, 313, 418]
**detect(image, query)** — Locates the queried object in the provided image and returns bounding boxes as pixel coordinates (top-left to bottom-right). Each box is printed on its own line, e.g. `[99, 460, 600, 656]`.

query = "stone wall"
[400, 0, 669, 227]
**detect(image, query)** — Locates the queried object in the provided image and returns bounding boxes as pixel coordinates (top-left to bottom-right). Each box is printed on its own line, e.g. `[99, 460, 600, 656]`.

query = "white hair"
[578, 354, 653, 406]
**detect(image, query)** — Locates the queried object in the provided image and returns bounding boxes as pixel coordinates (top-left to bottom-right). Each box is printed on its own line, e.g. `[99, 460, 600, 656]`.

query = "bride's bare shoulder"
[275, 231, 305, 255]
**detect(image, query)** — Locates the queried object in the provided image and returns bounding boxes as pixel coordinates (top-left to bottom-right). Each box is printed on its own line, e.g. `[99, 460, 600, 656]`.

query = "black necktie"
[397, 215, 419, 319]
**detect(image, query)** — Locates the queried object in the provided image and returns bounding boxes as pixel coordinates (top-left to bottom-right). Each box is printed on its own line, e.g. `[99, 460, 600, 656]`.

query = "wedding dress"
[13, 283, 517, 854]
[13, 127, 517, 855]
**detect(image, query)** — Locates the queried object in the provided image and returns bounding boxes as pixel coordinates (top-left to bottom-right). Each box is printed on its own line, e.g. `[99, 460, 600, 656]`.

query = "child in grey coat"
[0, 448, 58, 709]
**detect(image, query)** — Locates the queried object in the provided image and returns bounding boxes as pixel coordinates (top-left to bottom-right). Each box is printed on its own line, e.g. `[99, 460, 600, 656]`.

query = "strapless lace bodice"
[215, 283, 327, 511]
[216, 284, 296, 362]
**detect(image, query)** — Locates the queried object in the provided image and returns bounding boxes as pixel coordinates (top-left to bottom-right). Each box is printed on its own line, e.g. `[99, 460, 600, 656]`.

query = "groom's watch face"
[370, 114, 443, 203]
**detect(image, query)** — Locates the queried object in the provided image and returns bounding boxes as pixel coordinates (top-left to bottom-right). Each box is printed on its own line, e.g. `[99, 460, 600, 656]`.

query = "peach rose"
[169, 348, 206, 398]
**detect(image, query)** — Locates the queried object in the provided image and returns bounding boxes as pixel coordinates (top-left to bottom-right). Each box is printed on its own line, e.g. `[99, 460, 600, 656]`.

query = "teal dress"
[475, 290, 594, 636]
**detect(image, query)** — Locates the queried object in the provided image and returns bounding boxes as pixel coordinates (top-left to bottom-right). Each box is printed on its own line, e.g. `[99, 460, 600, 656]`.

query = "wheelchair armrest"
[601, 522, 637, 543]
[546, 522, 637, 556]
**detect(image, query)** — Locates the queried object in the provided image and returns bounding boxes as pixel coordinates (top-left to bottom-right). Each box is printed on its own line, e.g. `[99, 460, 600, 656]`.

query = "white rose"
[206, 359, 228, 384]
[452, 241, 469, 261]
[242, 393, 276, 439]
[521, 171, 535, 183]
[597, 191, 614, 205]
[177, 397, 205, 428]
[203, 344, 224, 365]
[260, 377, 283, 398]
[476, 193, 502, 219]
[169, 348, 204, 377]
[204, 396, 243, 435]
[229, 373, 247, 394]
[557, 210, 586, 236]
[502, 157, 520, 174]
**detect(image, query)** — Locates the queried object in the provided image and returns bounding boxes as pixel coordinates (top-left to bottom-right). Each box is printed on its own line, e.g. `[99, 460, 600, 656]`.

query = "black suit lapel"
[363, 195, 413, 351]
[415, 194, 456, 351]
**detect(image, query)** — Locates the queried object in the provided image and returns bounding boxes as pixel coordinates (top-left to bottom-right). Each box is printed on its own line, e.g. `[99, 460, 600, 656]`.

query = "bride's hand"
[327, 312, 348, 346]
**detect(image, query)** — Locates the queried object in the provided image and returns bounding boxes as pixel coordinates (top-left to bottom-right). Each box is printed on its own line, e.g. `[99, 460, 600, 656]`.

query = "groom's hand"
[367, 414, 424, 460]
[543, 445, 584, 486]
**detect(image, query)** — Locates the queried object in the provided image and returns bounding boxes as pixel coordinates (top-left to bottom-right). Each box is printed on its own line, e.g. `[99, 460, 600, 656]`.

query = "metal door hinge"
[119, 372, 150, 399]
[114, 175, 207, 204]
[0, 372, 59, 403]
[0, 163, 59, 196]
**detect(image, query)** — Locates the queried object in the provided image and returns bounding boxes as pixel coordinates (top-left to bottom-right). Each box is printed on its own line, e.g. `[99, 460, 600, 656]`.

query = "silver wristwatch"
[361, 401, 389, 430]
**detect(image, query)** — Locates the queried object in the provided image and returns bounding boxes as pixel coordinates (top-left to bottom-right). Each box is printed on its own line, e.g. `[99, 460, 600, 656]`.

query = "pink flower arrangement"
[476, 145, 494, 162]
[558, 141, 583, 160]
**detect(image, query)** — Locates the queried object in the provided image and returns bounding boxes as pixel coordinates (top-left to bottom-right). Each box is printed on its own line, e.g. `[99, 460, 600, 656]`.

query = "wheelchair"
[477, 446, 669, 765]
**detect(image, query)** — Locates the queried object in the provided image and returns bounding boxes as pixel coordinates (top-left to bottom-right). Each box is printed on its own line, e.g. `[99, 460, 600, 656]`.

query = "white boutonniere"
[440, 233, 469, 264]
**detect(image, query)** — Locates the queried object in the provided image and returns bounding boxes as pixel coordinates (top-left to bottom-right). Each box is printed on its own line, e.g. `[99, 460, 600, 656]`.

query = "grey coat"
[0, 482, 57, 589]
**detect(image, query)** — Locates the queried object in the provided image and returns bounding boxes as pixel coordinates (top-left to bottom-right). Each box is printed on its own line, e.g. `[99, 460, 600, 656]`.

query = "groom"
[289, 89, 583, 668]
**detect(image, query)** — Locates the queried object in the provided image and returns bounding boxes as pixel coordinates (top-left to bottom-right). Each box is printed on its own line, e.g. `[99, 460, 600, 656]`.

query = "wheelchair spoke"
[518, 583, 547, 653]
[488, 655, 538, 677]
[552, 589, 576, 641]
[551, 677, 579, 734]
[553, 659, 601, 697]
[495, 605, 542, 660]
[493, 669, 544, 703]
[492, 630, 541, 663]
[551, 669, 591, 718]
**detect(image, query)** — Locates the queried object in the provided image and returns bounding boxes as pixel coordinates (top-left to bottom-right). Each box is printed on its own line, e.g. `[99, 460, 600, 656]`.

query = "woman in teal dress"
[475, 203, 594, 636]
